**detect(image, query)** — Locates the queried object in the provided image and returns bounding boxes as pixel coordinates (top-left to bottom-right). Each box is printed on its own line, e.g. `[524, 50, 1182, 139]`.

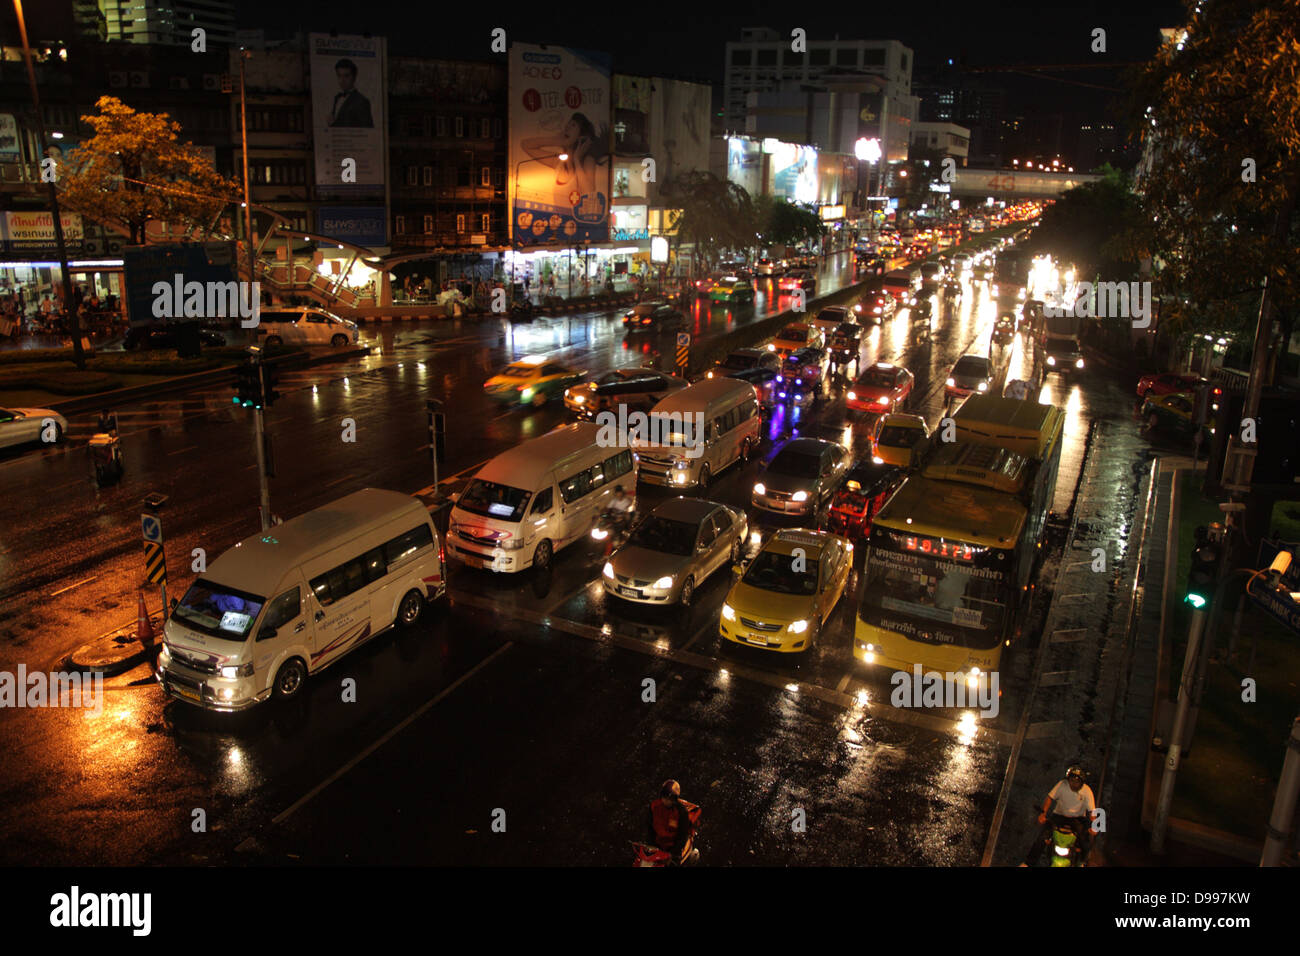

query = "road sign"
[141, 514, 163, 543]
[676, 332, 690, 349]
[1247, 580, 1300, 636]
[143, 541, 167, 585]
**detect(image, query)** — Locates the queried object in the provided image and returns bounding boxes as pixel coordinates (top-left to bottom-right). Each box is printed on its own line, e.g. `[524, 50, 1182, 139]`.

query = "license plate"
[745, 635, 768, 647]
[172, 682, 200, 702]
[618, 586, 640, 598]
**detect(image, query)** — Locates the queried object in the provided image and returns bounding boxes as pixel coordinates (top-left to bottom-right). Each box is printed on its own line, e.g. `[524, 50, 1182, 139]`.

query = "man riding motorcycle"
[1022, 765, 1096, 866]
[646, 779, 700, 866]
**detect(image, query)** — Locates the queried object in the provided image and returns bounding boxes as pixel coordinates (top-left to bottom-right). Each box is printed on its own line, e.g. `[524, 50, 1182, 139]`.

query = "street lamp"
[854, 137, 882, 230]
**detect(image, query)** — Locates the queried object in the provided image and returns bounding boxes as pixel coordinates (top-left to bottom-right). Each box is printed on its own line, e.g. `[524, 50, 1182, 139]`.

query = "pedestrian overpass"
[950, 167, 1102, 200]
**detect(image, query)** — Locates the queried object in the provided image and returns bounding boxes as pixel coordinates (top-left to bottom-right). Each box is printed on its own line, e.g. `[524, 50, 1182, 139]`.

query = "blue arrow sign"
[141, 514, 163, 543]
[676, 332, 690, 349]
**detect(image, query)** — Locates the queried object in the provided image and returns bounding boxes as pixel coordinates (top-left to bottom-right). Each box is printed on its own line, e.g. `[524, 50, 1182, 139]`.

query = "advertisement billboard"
[318, 206, 387, 248]
[310, 33, 386, 189]
[765, 140, 819, 204]
[1, 211, 83, 255]
[651, 79, 711, 187]
[0, 114, 19, 161]
[122, 242, 240, 328]
[509, 43, 611, 247]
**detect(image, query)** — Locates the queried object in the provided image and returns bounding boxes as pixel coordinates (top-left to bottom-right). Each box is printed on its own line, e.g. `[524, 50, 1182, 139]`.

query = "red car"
[847, 362, 914, 414]
[778, 270, 816, 292]
[856, 292, 897, 324]
[1136, 372, 1206, 401]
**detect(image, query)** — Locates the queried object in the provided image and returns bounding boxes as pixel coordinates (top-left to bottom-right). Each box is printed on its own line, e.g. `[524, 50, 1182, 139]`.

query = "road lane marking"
[323, 473, 355, 488]
[835, 671, 852, 693]
[267, 641, 513, 828]
[50, 574, 101, 597]
[681, 616, 716, 653]
[167, 445, 199, 456]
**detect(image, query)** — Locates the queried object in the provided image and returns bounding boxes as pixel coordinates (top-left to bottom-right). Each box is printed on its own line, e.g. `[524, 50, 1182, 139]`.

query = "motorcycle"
[89, 432, 124, 486]
[630, 841, 674, 867]
[1044, 817, 1085, 867]
[591, 506, 635, 556]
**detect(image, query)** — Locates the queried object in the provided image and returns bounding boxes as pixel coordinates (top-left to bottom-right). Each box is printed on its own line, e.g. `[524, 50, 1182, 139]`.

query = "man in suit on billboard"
[329, 58, 373, 128]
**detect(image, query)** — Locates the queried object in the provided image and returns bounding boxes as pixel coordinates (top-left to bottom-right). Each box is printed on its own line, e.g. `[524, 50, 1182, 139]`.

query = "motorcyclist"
[97, 408, 118, 436]
[646, 779, 700, 866]
[1022, 765, 1096, 866]
[601, 485, 634, 556]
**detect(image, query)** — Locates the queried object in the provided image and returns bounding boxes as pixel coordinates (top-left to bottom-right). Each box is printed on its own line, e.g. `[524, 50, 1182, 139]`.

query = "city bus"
[854, 395, 1064, 680]
[992, 250, 1029, 304]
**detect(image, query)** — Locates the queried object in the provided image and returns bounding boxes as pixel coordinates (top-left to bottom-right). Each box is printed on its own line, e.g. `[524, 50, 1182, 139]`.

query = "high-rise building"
[914, 62, 1005, 166]
[723, 27, 914, 132]
[75, 0, 237, 47]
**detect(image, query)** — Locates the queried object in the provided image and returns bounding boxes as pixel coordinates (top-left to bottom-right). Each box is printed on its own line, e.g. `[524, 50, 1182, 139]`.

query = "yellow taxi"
[869, 412, 930, 467]
[720, 528, 853, 653]
[482, 354, 584, 408]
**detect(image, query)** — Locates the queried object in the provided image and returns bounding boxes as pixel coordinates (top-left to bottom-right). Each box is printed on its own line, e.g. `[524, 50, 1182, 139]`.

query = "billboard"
[121, 242, 239, 328]
[651, 79, 711, 187]
[765, 140, 819, 204]
[0, 114, 19, 161]
[310, 33, 386, 189]
[725, 137, 762, 196]
[509, 44, 611, 247]
[2, 211, 83, 255]
[318, 206, 387, 248]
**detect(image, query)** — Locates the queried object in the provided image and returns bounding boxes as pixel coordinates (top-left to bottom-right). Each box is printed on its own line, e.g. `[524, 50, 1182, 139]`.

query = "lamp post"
[854, 137, 882, 236]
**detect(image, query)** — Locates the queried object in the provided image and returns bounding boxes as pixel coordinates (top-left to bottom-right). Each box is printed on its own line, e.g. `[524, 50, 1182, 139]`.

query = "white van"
[157, 489, 444, 711]
[257, 307, 359, 347]
[447, 422, 635, 573]
[634, 378, 761, 489]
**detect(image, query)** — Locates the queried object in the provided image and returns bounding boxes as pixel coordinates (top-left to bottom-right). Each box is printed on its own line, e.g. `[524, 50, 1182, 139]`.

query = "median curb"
[45, 345, 371, 416]
[62, 617, 160, 676]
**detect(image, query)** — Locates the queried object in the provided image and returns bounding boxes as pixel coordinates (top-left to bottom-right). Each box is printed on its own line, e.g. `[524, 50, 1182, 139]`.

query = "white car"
[0, 406, 67, 449]
[256, 308, 359, 347]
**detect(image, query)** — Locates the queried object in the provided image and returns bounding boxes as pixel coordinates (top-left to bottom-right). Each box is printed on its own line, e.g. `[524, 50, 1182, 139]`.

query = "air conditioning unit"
[108, 71, 128, 88]
[130, 71, 149, 88]
[82, 239, 103, 256]
[169, 76, 189, 90]
[105, 239, 124, 255]
[202, 73, 220, 91]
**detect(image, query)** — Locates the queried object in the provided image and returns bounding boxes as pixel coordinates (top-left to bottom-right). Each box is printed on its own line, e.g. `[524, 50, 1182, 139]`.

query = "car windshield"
[954, 358, 989, 376]
[743, 549, 819, 595]
[631, 305, 657, 316]
[500, 364, 536, 378]
[779, 327, 808, 343]
[769, 448, 823, 479]
[877, 425, 922, 447]
[627, 516, 698, 557]
[861, 368, 898, 388]
[458, 478, 532, 521]
[173, 580, 266, 642]
[1045, 340, 1079, 355]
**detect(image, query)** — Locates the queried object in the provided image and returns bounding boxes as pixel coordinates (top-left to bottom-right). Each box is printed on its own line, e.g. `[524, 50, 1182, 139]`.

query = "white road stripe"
[50, 574, 100, 597]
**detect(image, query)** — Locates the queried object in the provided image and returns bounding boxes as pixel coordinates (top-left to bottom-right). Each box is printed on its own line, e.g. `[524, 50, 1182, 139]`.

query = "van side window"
[311, 546, 389, 607]
[385, 523, 434, 567]
[530, 487, 553, 515]
[361, 546, 387, 584]
[605, 450, 632, 480]
[559, 469, 590, 504]
[260, 587, 301, 637]
[739, 399, 758, 422]
[588, 461, 606, 491]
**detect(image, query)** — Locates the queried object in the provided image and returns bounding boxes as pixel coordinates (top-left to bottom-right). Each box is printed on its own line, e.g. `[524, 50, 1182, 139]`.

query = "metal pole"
[160, 581, 168, 623]
[239, 52, 270, 531]
[13, 0, 85, 369]
[1261, 717, 1300, 866]
[1151, 605, 1207, 854]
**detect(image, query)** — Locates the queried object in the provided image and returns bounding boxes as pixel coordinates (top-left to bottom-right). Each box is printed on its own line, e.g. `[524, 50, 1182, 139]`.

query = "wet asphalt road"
[0, 250, 1180, 865]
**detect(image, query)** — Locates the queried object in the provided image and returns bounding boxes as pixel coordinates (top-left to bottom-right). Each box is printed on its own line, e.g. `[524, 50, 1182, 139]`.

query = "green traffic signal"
[1186, 593, 1207, 609]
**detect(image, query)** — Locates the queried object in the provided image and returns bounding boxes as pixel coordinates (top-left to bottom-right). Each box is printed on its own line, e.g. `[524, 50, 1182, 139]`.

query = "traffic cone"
[136, 592, 154, 647]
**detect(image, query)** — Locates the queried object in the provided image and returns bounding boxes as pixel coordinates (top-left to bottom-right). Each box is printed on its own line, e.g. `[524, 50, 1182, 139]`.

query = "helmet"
[659, 779, 681, 800]
[1066, 765, 1086, 782]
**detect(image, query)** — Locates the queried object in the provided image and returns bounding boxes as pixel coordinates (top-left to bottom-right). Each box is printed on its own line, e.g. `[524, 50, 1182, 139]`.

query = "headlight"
[1046, 356, 1056, 366]
[788, 619, 809, 634]
[603, 562, 614, 578]
[220, 662, 254, 679]
[946, 377, 956, 387]
[1075, 358, 1084, 369]
[722, 603, 736, 621]
[977, 382, 988, 391]
[872, 456, 885, 464]
[520, 388, 533, 400]
[846, 391, 857, 401]
[754, 483, 766, 495]
[706, 371, 714, 378]
[792, 490, 808, 502]
[879, 396, 890, 405]
[573, 395, 585, 403]
[653, 576, 674, 590]
[674, 472, 689, 484]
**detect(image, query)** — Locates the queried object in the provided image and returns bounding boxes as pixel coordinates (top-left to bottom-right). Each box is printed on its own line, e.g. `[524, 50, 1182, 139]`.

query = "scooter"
[591, 507, 635, 557]
[630, 841, 701, 867]
[90, 431, 124, 486]
[1047, 819, 1084, 867]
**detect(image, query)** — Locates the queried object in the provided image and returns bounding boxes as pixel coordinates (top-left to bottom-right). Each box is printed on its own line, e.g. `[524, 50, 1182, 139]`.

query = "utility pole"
[1151, 603, 1207, 854]
[12, 0, 85, 369]
[1261, 717, 1300, 866]
[238, 49, 271, 531]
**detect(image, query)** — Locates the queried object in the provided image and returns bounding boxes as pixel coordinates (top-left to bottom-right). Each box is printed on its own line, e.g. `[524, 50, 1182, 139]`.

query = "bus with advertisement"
[853, 396, 1064, 682]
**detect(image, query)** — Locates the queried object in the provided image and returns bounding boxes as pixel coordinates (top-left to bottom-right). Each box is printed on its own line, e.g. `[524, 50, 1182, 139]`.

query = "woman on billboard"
[521, 112, 609, 219]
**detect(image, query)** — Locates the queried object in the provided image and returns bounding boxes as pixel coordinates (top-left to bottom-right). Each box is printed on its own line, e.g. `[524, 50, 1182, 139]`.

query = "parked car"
[257, 308, 359, 347]
[603, 497, 748, 608]
[123, 322, 226, 351]
[622, 301, 686, 333]
[1136, 371, 1206, 401]
[0, 406, 67, 449]
[1141, 392, 1211, 440]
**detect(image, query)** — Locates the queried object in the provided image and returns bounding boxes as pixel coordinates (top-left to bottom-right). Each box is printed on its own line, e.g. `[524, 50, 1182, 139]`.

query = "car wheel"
[679, 576, 695, 608]
[398, 589, 424, 627]
[533, 539, 553, 571]
[697, 464, 711, 489]
[531, 390, 547, 408]
[331, 333, 348, 347]
[265, 335, 283, 346]
[273, 658, 307, 700]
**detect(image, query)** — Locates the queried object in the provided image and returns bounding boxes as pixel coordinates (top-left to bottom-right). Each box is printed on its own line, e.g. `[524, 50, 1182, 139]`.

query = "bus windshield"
[862, 543, 1006, 644]
[173, 580, 266, 642]
[459, 479, 532, 521]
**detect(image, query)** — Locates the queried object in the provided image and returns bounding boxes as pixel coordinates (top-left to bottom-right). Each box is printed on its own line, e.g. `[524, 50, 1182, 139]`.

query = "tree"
[1129, 0, 1300, 347]
[1028, 165, 1144, 280]
[662, 171, 757, 274]
[757, 196, 824, 249]
[54, 96, 238, 246]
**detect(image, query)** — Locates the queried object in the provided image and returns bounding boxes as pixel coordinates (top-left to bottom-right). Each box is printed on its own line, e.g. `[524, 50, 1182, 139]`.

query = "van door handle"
[294, 621, 306, 633]
[314, 611, 325, 622]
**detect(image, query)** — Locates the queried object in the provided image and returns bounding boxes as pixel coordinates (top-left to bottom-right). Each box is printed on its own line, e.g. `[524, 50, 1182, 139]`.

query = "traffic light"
[1186, 524, 1224, 608]
[233, 362, 263, 409]
[261, 363, 281, 408]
